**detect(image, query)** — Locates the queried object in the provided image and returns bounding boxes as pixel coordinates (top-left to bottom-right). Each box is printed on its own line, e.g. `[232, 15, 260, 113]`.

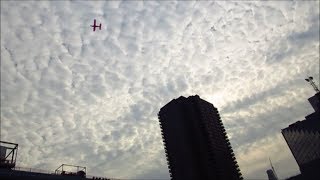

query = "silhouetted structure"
[0, 141, 18, 169]
[266, 169, 278, 180]
[0, 141, 115, 180]
[282, 92, 320, 179]
[55, 164, 86, 178]
[158, 95, 242, 180]
[305, 76, 319, 93]
[266, 158, 278, 180]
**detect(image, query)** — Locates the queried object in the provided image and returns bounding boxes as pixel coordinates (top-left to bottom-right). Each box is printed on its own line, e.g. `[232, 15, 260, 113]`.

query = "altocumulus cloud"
[1, 1, 319, 179]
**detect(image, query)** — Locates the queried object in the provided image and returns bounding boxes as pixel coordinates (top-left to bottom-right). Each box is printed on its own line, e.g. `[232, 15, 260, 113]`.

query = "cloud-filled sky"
[1, 1, 319, 179]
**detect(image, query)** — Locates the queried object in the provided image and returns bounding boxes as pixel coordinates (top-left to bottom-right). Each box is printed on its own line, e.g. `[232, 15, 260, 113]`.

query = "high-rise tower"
[158, 95, 242, 180]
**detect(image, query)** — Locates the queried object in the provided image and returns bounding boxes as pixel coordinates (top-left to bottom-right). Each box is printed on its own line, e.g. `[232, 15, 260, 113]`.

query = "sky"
[0, 0, 319, 179]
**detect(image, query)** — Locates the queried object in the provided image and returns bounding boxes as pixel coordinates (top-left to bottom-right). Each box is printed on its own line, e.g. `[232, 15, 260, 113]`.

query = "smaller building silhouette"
[282, 92, 320, 179]
[266, 169, 278, 180]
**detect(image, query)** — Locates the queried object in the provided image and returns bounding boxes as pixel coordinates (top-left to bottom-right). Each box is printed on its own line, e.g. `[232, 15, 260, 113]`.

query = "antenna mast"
[305, 76, 320, 93]
[269, 158, 279, 180]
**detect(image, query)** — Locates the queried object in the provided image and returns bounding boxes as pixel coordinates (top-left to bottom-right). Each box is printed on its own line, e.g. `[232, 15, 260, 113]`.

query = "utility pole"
[305, 76, 320, 93]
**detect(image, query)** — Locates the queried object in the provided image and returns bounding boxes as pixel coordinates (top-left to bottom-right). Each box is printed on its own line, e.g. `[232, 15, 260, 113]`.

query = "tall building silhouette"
[281, 92, 320, 178]
[158, 95, 242, 180]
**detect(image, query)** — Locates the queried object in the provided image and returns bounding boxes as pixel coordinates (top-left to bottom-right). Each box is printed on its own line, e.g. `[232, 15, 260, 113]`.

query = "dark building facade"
[158, 95, 242, 180]
[282, 92, 320, 179]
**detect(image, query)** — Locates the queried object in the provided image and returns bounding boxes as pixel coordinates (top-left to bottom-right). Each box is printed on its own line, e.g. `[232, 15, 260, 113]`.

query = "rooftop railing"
[12, 166, 121, 180]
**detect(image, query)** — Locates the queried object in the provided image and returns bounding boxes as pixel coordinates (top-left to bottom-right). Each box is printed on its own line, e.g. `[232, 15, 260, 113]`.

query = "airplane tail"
[98, 24, 102, 30]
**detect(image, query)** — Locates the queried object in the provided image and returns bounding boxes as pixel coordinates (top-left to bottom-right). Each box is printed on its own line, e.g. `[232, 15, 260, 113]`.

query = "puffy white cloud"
[1, 1, 319, 179]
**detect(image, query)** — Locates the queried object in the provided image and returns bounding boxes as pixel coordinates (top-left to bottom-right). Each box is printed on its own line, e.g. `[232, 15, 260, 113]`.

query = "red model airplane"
[91, 19, 101, 31]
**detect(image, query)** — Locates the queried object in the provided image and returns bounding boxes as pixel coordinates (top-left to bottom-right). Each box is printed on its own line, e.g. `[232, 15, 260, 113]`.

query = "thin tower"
[305, 76, 319, 93]
[269, 158, 278, 180]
